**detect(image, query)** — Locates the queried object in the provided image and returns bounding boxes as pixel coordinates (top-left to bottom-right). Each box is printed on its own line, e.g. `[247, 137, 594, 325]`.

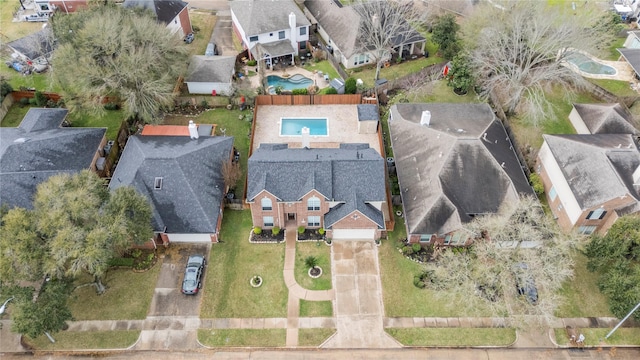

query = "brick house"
[123, 0, 193, 38]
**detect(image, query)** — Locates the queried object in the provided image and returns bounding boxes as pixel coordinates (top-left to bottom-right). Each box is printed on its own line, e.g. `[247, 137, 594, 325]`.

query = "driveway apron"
[322, 241, 400, 348]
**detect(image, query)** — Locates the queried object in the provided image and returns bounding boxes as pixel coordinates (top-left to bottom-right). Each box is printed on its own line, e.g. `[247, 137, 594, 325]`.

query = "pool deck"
[564, 49, 635, 82]
[252, 104, 381, 155]
[242, 64, 332, 90]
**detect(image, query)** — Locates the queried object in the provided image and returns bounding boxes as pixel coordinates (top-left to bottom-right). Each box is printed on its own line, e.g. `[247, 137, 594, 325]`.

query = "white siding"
[165, 16, 183, 37]
[539, 141, 582, 225]
[568, 107, 590, 134]
[167, 233, 212, 243]
[186, 82, 233, 95]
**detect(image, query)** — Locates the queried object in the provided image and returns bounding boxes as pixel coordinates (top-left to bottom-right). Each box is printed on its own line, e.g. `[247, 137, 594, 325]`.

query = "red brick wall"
[178, 7, 192, 36]
[250, 190, 330, 229]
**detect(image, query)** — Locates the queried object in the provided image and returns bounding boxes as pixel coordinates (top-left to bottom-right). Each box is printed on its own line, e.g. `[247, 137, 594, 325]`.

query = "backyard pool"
[565, 52, 617, 76]
[280, 118, 328, 136]
[267, 74, 313, 92]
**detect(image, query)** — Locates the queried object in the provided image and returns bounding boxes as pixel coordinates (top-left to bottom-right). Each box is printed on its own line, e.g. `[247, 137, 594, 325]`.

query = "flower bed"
[297, 229, 324, 241]
[250, 230, 284, 243]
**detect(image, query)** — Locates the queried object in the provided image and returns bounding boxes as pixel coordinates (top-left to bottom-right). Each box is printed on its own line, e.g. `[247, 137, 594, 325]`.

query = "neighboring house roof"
[0, 108, 106, 209]
[247, 143, 386, 228]
[618, 47, 640, 76]
[230, 0, 310, 36]
[542, 134, 640, 210]
[7, 28, 55, 60]
[572, 103, 639, 134]
[123, 0, 187, 25]
[185, 56, 236, 83]
[389, 103, 533, 236]
[109, 135, 234, 234]
[304, 0, 425, 59]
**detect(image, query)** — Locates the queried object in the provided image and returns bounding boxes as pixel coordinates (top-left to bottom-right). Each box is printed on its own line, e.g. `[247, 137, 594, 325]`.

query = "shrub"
[298, 226, 305, 234]
[192, 25, 201, 32]
[305, 256, 318, 269]
[402, 246, 414, 256]
[318, 228, 325, 235]
[46, 99, 57, 108]
[292, 88, 308, 95]
[0, 79, 12, 102]
[34, 91, 47, 107]
[325, 87, 338, 94]
[413, 275, 426, 288]
[28, 97, 37, 105]
[272, 226, 281, 235]
[247, 60, 257, 66]
[131, 249, 143, 259]
[200, 99, 209, 109]
[19, 97, 30, 106]
[253, 227, 262, 235]
[529, 173, 545, 196]
[108, 257, 134, 267]
[104, 102, 119, 110]
[412, 243, 422, 253]
[344, 77, 357, 94]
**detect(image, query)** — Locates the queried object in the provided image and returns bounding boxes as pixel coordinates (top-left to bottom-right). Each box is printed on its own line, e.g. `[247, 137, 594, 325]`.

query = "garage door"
[331, 228, 376, 240]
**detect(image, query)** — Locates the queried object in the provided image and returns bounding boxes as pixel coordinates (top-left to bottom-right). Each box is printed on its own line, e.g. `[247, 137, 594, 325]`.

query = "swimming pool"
[267, 74, 313, 92]
[565, 52, 617, 76]
[280, 118, 328, 136]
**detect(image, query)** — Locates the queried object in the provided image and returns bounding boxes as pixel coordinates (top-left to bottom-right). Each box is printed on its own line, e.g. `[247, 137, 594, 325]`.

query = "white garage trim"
[332, 228, 376, 240]
[166, 233, 212, 243]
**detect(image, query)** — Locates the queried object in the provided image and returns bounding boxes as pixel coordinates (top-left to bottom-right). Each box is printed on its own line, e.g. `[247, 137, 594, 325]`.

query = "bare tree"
[221, 159, 242, 192]
[353, 0, 424, 81]
[462, 1, 618, 125]
[420, 196, 578, 328]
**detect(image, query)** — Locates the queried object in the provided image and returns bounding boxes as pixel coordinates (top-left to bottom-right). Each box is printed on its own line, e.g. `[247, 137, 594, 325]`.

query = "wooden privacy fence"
[254, 94, 364, 106]
[10, 90, 61, 102]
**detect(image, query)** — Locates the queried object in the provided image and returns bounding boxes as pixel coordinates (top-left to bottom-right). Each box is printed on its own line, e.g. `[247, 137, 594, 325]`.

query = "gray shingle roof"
[123, 0, 187, 25]
[247, 143, 386, 228]
[109, 135, 234, 234]
[543, 134, 640, 209]
[230, 0, 310, 36]
[357, 104, 379, 122]
[0, 108, 106, 209]
[185, 56, 236, 83]
[7, 28, 55, 60]
[618, 47, 640, 77]
[250, 40, 296, 59]
[572, 103, 639, 134]
[389, 103, 533, 236]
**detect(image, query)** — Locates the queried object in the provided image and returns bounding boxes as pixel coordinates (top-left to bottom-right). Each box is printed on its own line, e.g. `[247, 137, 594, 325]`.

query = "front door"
[287, 213, 296, 221]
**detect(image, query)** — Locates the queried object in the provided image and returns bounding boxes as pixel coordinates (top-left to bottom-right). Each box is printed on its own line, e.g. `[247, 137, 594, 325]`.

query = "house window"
[300, 27, 307, 36]
[154, 177, 163, 190]
[420, 234, 431, 242]
[249, 35, 258, 42]
[300, 42, 306, 50]
[587, 208, 606, 220]
[308, 216, 320, 227]
[279, 31, 285, 39]
[263, 216, 274, 227]
[578, 225, 597, 235]
[307, 197, 320, 211]
[549, 186, 557, 201]
[445, 232, 466, 245]
[40, 4, 49, 11]
[353, 54, 369, 66]
[261, 198, 273, 211]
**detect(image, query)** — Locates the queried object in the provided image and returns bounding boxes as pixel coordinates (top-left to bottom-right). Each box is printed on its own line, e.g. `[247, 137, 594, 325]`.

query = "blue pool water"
[565, 52, 616, 76]
[267, 74, 313, 91]
[280, 118, 328, 136]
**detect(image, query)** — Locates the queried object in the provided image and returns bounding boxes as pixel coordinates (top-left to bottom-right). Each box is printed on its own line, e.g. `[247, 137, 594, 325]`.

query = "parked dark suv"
[181, 255, 206, 295]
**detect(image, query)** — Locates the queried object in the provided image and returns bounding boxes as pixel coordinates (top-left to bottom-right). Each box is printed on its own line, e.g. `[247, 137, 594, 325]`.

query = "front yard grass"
[298, 328, 335, 347]
[295, 242, 332, 291]
[379, 214, 491, 317]
[188, 10, 217, 56]
[386, 328, 516, 347]
[68, 264, 161, 320]
[24, 330, 139, 350]
[200, 210, 288, 318]
[555, 251, 613, 318]
[198, 329, 286, 347]
[299, 300, 333, 317]
[554, 328, 640, 346]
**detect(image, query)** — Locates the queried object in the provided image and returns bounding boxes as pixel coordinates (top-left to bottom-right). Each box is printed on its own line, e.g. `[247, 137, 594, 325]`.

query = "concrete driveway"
[135, 243, 210, 350]
[210, 15, 235, 56]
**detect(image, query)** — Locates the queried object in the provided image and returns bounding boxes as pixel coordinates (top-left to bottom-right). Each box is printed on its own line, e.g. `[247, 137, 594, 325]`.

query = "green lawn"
[0, 102, 32, 127]
[386, 328, 516, 347]
[555, 251, 613, 318]
[302, 60, 340, 81]
[298, 328, 335, 347]
[295, 242, 332, 291]
[300, 300, 333, 317]
[588, 78, 638, 97]
[349, 56, 444, 89]
[68, 265, 161, 320]
[409, 79, 482, 104]
[198, 329, 286, 347]
[200, 210, 288, 318]
[188, 10, 217, 56]
[66, 109, 125, 141]
[24, 330, 139, 350]
[554, 328, 640, 346]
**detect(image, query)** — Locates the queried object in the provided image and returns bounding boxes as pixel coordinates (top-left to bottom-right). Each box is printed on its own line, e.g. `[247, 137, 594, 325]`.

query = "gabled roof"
[543, 134, 640, 210]
[0, 108, 106, 209]
[357, 104, 379, 122]
[618, 47, 640, 77]
[247, 143, 386, 227]
[572, 103, 639, 134]
[109, 135, 234, 234]
[304, 0, 425, 59]
[230, 0, 310, 36]
[250, 40, 296, 59]
[389, 103, 533, 236]
[185, 56, 236, 83]
[7, 28, 55, 60]
[123, 0, 187, 25]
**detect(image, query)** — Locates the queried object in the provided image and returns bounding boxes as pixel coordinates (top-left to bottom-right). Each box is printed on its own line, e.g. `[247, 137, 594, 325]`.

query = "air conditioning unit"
[96, 157, 106, 171]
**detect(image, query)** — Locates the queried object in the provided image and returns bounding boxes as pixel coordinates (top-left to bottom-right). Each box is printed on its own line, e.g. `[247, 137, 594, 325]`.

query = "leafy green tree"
[344, 77, 357, 94]
[431, 14, 460, 60]
[51, 4, 189, 124]
[0, 208, 46, 284]
[447, 52, 473, 94]
[305, 256, 319, 270]
[585, 215, 640, 320]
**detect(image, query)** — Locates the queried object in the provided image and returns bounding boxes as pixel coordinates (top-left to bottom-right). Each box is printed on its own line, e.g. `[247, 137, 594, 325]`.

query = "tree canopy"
[585, 215, 640, 320]
[50, 4, 189, 124]
[431, 13, 460, 60]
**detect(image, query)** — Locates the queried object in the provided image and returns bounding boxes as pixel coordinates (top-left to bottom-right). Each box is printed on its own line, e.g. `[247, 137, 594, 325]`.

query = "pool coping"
[279, 117, 329, 137]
